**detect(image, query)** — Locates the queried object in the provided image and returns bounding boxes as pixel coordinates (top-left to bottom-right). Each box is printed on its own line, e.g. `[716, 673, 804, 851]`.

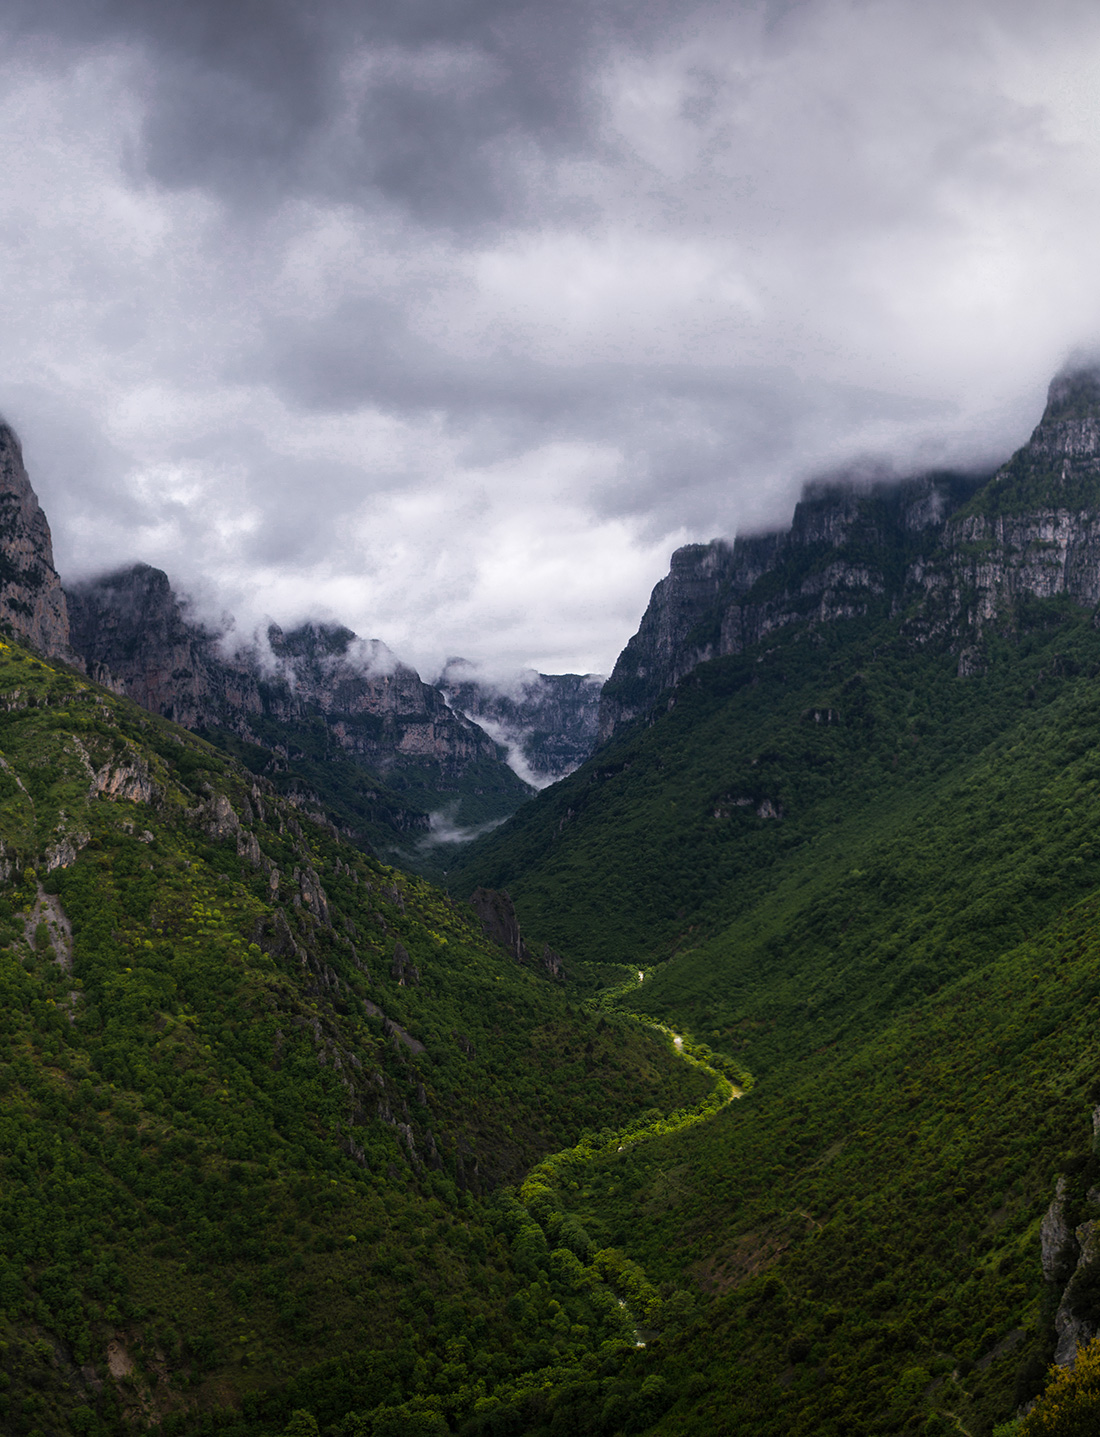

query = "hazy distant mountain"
[65, 563, 532, 853]
[438, 659, 604, 786]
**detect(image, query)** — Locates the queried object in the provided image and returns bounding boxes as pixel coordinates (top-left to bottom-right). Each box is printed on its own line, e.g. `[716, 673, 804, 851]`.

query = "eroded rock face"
[469, 886, 530, 964]
[598, 365, 1100, 744]
[65, 570, 509, 786]
[67, 564, 259, 728]
[0, 425, 72, 660]
[260, 623, 504, 780]
[439, 660, 604, 782]
[597, 472, 975, 742]
[909, 370, 1100, 643]
[1042, 1176, 1075, 1283]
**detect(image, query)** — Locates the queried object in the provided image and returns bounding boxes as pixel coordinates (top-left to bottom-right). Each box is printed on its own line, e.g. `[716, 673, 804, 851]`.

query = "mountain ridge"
[598, 364, 1100, 746]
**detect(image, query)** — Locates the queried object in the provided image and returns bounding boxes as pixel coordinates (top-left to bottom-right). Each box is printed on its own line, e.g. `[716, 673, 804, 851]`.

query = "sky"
[2, 1, 1100, 680]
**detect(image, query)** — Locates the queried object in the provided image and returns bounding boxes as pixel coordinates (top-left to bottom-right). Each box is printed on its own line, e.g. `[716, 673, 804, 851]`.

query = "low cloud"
[419, 807, 510, 849]
[0, 2, 1098, 676]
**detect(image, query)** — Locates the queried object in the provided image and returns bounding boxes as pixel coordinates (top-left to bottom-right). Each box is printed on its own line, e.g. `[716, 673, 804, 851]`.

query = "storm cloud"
[0, 0, 1099, 676]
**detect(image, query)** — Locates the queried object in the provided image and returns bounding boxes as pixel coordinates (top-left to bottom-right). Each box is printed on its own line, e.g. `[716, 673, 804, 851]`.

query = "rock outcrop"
[0, 424, 72, 660]
[440, 660, 604, 782]
[907, 369, 1100, 648]
[67, 564, 260, 727]
[469, 886, 564, 977]
[66, 565, 512, 783]
[598, 364, 1100, 743]
[598, 471, 980, 741]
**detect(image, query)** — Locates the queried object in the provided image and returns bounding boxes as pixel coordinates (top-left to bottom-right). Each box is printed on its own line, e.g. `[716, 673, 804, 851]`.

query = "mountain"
[0, 422, 73, 661]
[447, 365, 1100, 1434]
[438, 660, 604, 785]
[14, 366, 1100, 1436]
[65, 564, 533, 859]
[598, 367, 1100, 745]
[596, 469, 985, 743]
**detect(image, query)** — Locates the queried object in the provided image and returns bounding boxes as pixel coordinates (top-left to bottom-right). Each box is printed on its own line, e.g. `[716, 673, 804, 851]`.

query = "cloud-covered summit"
[1, 0, 1099, 677]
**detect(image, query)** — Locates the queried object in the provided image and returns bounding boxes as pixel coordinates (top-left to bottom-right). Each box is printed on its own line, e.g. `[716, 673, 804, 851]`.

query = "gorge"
[5, 369, 1100, 1434]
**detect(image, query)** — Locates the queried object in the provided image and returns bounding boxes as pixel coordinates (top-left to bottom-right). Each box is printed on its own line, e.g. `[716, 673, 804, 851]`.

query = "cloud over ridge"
[0, 0, 1098, 675]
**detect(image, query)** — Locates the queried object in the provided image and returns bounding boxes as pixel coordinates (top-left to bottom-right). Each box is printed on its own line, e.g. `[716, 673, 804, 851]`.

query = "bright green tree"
[1021, 1340, 1100, 1436]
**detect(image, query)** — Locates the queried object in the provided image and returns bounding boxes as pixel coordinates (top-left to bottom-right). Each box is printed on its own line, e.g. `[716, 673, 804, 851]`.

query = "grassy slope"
[0, 639, 709, 1437]
[450, 594, 1100, 1434]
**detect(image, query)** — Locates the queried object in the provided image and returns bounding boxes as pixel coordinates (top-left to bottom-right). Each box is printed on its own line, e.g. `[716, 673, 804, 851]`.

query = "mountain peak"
[0, 422, 72, 659]
[1041, 362, 1100, 425]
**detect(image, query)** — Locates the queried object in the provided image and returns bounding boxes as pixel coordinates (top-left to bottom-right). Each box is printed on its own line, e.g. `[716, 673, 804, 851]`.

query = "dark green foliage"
[0, 635, 705, 1435]
[448, 589, 1100, 1434]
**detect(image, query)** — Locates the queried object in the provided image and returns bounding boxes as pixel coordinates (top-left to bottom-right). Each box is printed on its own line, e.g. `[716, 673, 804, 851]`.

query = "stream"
[515, 971, 750, 1344]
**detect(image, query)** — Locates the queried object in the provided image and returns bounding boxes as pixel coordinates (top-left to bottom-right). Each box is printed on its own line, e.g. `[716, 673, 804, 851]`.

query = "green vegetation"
[0, 637, 709, 1436]
[22, 449, 1100, 1432]
[448, 585, 1100, 1434]
[203, 713, 530, 880]
[1017, 1335, 1100, 1434]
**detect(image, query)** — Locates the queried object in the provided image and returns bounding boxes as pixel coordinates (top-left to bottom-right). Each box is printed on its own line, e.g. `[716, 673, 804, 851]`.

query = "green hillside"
[449, 586, 1100, 1433]
[0, 637, 711, 1437]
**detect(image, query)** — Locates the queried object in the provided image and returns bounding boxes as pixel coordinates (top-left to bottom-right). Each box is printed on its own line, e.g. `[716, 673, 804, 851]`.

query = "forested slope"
[0, 637, 710, 1437]
[452, 588, 1100, 1432]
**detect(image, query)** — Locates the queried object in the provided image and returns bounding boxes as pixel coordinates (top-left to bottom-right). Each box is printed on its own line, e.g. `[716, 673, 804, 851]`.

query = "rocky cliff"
[598, 470, 981, 741]
[439, 660, 604, 783]
[907, 368, 1100, 655]
[67, 565, 512, 780]
[0, 424, 72, 660]
[65, 565, 532, 851]
[67, 563, 260, 726]
[599, 365, 1100, 743]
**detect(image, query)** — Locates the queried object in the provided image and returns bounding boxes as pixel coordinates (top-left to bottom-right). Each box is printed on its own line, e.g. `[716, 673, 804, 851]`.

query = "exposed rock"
[237, 830, 262, 868]
[598, 367, 1100, 744]
[295, 864, 331, 927]
[390, 939, 420, 987]
[255, 909, 302, 963]
[202, 792, 240, 841]
[1042, 1176, 1076, 1283]
[1054, 1219, 1100, 1366]
[440, 660, 604, 782]
[89, 759, 156, 805]
[66, 564, 258, 728]
[541, 942, 564, 979]
[597, 470, 980, 743]
[0, 424, 73, 660]
[65, 574, 524, 832]
[383, 1013, 425, 1054]
[43, 832, 89, 872]
[469, 886, 531, 964]
[25, 885, 73, 970]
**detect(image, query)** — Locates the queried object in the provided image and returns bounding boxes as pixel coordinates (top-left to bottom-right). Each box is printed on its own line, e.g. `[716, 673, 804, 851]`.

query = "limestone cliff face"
[0, 425, 71, 660]
[598, 365, 1100, 744]
[908, 370, 1100, 646]
[256, 623, 504, 780]
[439, 661, 604, 782]
[598, 472, 978, 742]
[67, 564, 260, 727]
[66, 566, 506, 782]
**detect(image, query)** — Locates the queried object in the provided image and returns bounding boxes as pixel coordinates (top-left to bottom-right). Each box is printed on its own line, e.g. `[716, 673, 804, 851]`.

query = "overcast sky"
[1, 0, 1099, 678]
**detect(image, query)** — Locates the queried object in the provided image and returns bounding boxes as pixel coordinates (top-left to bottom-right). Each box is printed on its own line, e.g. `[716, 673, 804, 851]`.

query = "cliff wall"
[0, 424, 72, 661]
[598, 366, 1100, 743]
